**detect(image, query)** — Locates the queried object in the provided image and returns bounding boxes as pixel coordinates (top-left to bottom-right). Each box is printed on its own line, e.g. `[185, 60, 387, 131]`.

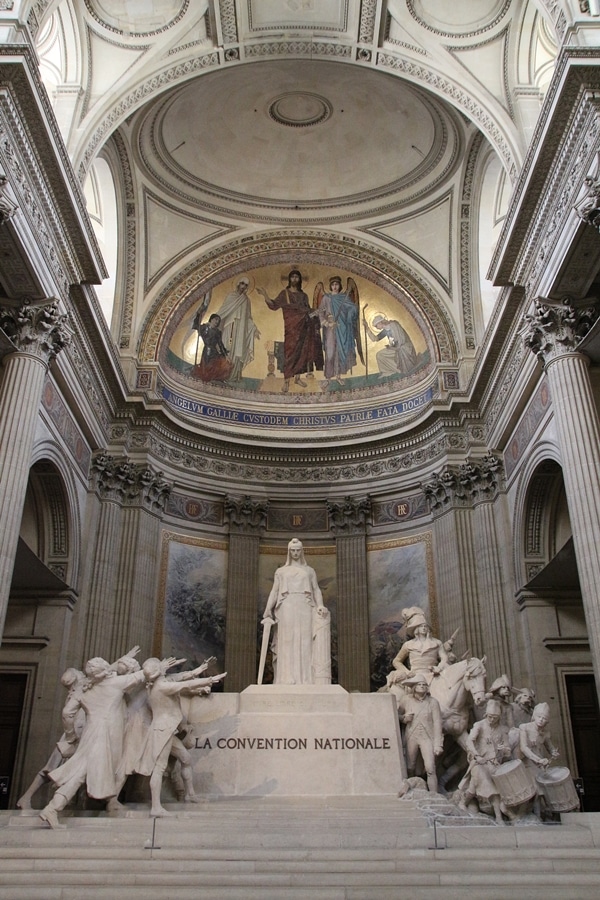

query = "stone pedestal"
[184, 685, 405, 797]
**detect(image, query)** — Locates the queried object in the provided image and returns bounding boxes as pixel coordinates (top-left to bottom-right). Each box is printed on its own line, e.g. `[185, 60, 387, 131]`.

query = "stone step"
[1, 802, 598, 900]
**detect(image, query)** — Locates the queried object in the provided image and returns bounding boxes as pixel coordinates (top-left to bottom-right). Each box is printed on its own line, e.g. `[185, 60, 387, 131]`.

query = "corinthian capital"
[90, 452, 172, 510]
[224, 495, 268, 534]
[421, 455, 504, 515]
[523, 298, 598, 366]
[0, 299, 70, 364]
[327, 496, 371, 535]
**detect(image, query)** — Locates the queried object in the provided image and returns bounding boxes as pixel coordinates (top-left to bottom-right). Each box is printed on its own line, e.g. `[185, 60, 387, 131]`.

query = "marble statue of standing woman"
[261, 538, 331, 685]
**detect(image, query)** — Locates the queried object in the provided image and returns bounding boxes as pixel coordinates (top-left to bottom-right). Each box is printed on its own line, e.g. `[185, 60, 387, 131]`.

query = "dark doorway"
[566, 673, 600, 811]
[0, 673, 27, 809]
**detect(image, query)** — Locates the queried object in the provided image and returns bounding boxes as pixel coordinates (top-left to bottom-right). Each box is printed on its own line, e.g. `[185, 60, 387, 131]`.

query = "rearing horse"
[428, 656, 487, 749]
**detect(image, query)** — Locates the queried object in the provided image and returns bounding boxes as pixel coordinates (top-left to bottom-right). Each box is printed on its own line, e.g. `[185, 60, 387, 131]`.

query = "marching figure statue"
[260, 538, 331, 685]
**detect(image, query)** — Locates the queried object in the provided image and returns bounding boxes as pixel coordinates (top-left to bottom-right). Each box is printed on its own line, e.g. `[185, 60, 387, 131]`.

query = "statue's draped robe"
[268, 563, 327, 684]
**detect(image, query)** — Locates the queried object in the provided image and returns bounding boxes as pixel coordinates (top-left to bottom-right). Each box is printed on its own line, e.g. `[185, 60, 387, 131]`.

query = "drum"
[536, 767, 579, 812]
[492, 759, 536, 806]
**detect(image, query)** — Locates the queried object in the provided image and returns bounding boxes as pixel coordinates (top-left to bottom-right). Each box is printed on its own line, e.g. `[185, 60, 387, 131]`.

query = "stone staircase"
[0, 798, 599, 899]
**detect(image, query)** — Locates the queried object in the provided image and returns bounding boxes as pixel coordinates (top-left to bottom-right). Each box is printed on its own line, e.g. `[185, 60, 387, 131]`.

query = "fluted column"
[459, 456, 514, 680]
[421, 469, 483, 657]
[81, 454, 127, 660]
[110, 465, 172, 659]
[0, 300, 69, 639]
[224, 495, 268, 692]
[524, 298, 600, 697]
[327, 496, 371, 692]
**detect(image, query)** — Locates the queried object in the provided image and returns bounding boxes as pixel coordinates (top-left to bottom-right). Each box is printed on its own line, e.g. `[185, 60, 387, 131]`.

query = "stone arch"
[513, 442, 572, 591]
[25, 443, 82, 590]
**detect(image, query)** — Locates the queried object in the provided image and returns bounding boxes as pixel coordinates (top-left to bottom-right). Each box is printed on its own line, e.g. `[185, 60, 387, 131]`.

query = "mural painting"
[258, 544, 337, 683]
[166, 262, 432, 397]
[367, 535, 436, 691]
[157, 533, 228, 678]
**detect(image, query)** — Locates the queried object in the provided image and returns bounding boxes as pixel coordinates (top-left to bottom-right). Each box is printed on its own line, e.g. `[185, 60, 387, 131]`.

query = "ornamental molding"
[358, 0, 378, 44]
[0, 299, 70, 364]
[91, 451, 172, 510]
[0, 47, 104, 281]
[107, 131, 137, 350]
[327, 496, 372, 535]
[376, 51, 517, 180]
[405, 0, 511, 39]
[139, 422, 469, 487]
[218, 0, 238, 44]
[78, 51, 221, 181]
[523, 298, 599, 367]
[489, 49, 600, 290]
[224, 495, 268, 534]
[83, 0, 189, 37]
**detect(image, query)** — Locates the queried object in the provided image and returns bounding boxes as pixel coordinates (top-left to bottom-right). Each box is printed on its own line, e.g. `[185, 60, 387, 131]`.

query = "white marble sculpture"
[397, 672, 444, 794]
[459, 699, 512, 824]
[519, 701, 560, 816]
[260, 538, 331, 685]
[137, 657, 226, 817]
[388, 607, 449, 685]
[39, 653, 147, 828]
[17, 667, 86, 810]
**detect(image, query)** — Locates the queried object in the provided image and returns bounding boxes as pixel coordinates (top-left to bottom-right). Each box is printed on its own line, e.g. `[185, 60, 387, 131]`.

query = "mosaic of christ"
[166, 262, 433, 397]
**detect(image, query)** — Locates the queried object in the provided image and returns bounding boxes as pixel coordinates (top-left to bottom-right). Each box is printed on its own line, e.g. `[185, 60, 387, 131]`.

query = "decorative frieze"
[327, 496, 371, 535]
[91, 452, 171, 510]
[524, 298, 598, 366]
[224, 495, 268, 534]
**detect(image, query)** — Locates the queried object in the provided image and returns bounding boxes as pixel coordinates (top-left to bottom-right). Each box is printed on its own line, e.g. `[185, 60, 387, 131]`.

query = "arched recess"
[19, 461, 74, 588]
[519, 458, 573, 589]
[513, 447, 600, 808]
[0, 451, 81, 807]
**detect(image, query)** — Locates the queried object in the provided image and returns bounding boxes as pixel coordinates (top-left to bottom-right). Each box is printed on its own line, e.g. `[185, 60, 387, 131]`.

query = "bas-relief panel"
[258, 545, 337, 683]
[165, 262, 432, 400]
[367, 534, 436, 691]
[156, 533, 228, 677]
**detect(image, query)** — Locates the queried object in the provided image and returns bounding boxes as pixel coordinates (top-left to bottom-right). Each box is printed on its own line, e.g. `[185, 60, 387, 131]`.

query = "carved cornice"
[0, 299, 70, 364]
[224, 495, 268, 534]
[524, 298, 599, 367]
[91, 451, 172, 510]
[327, 496, 372, 535]
[421, 454, 504, 516]
[0, 46, 105, 283]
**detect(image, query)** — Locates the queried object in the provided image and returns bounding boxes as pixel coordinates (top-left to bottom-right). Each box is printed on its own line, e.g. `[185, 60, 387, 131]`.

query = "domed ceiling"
[131, 56, 464, 444]
[35, 0, 559, 449]
[136, 59, 460, 220]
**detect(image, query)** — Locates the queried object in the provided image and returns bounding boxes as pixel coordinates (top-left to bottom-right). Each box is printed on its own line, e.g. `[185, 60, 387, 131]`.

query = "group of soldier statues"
[387, 606, 579, 823]
[18, 648, 225, 828]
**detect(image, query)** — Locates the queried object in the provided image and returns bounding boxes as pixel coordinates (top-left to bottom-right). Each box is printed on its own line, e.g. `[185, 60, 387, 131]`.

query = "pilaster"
[327, 496, 371, 692]
[224, 495, 268, 692]
[81, 453, 171, 661]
